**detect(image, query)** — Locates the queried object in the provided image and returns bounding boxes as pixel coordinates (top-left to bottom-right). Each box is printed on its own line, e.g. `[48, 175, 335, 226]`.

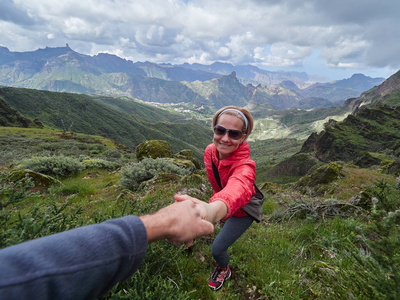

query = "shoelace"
[211, 267, 227, 281]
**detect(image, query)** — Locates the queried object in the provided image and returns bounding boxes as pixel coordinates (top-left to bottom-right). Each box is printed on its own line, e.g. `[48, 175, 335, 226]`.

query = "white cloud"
[0, 0, 399, 79]
[217, 47, 230, 58]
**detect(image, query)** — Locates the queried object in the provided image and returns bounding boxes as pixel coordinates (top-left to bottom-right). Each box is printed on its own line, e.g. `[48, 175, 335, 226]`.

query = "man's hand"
[140, 200, 214, 247]
[174, 194, 228, 224]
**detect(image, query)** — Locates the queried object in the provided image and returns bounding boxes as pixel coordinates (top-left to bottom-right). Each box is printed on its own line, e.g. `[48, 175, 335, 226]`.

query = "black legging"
[211, 215, 254, 268]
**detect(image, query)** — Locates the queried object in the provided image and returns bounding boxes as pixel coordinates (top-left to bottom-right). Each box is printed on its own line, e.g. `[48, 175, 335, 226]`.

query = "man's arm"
[0, 200, 214, 300]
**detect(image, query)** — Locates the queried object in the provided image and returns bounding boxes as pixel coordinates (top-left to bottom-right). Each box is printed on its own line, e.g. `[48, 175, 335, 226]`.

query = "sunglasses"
[213, 125, 244, 140]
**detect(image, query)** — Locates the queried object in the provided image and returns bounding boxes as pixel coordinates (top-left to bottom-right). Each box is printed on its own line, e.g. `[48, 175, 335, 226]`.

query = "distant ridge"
[0, 45, 386, 109]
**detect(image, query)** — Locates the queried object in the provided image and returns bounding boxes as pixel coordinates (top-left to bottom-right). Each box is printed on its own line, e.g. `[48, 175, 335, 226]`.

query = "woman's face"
[213, 113, 246, 160]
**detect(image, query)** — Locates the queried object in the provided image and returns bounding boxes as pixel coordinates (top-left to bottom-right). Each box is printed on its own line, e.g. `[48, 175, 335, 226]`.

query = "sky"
[1, 0, 399, 82]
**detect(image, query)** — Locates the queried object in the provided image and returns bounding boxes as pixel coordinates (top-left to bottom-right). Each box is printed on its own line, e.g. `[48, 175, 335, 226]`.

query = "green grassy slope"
[300, 105, 400, 162]
[0, 132, 398, 299]
[0, 87, 211, 159]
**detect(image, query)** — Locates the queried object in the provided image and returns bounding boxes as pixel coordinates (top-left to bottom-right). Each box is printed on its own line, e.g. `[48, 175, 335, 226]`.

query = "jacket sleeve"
[209, 162, 256, 220]
[0, 215, 148, 300]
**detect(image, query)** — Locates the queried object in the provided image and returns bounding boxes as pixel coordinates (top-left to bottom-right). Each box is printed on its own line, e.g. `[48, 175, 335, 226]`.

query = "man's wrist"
[140, 208, 175, 243]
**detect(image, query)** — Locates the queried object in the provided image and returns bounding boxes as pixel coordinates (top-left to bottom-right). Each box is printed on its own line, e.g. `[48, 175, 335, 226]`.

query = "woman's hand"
[174, 194, 228, 224]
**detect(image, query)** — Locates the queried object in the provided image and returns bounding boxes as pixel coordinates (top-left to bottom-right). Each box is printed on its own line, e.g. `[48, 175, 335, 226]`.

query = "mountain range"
[1, 58, 399, 183]
[0, 45, 384, 110]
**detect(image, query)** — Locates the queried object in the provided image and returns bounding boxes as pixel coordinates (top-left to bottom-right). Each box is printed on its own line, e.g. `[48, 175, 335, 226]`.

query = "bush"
[120, 158, 192, 191]
[135, 140, 172, 161]
[103, 149, 122, 159]
[18, 156, 83, 178]
[81, 158, 120, 170]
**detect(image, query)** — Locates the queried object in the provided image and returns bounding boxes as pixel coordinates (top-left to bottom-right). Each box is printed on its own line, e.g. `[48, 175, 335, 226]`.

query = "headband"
[218, 108, 248, 130]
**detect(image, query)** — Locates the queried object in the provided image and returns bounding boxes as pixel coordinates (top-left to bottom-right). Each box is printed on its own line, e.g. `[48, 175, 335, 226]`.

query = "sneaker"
[208, 265, 231, 291]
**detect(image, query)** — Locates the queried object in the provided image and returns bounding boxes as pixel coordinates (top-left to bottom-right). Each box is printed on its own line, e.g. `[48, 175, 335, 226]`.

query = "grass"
[2, 170, 399, 299]
[1, 128, 400, 299]
[324, 165, 396, 201]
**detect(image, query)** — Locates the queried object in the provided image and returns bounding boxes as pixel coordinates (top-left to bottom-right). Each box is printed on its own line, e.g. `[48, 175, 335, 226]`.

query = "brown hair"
[212, 106, 254, 139]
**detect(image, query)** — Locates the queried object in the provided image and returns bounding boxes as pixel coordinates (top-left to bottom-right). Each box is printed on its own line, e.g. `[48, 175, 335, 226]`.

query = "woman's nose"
[221, 131, 230, 140]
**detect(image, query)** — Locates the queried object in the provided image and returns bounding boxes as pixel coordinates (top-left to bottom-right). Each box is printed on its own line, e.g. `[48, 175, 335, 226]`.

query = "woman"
[175, 106, 258, 291]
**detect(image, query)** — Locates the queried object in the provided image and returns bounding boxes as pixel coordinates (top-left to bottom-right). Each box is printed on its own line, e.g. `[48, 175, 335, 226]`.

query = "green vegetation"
[0, 87, 212, 160]
[1, 126, 399, 299]
[249, 105, 350, 141]
[120, 158, 192, 191]
[1, 82, 400, 298]
[296, 105, 400, 163]
[249, 138, 305, 184]
[18, 156, 83, 178]
[0, 127, 127, 167]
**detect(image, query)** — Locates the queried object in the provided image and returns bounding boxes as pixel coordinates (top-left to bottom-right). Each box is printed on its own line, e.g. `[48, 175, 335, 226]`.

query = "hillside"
[0, 97, 41, 128]
[0, 123, 399, 299]
[0, 87, 211, 159]
[0, 71, 399, 299]
[268, 73, 400, 181]
[299, 105, 400, 162]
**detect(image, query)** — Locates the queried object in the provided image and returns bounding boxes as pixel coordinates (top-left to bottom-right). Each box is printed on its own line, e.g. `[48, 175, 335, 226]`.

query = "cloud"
[0, 0, 35, 25]
[0, 0, 399, 78]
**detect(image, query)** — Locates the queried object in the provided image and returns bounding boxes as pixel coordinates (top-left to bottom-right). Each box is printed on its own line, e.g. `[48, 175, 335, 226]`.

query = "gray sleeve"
[0, 215, 148, 300]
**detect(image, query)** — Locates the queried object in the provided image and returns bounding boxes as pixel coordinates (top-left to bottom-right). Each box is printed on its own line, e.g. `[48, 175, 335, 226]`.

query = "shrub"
[81, 158, 120, 170]
[135, 140, 172, 161]
[18, 156, 83, 178]
[120, 158, 192, 191]
[103, 149, 122, 159]
[309, 162, 343, 185]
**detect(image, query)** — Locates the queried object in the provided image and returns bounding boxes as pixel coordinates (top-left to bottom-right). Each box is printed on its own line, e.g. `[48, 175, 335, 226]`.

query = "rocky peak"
[373, 70, 400, 98]
[345, 70, 400, 112]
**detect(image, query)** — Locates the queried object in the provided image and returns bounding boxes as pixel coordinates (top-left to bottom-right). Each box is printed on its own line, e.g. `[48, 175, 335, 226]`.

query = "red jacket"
[204, 142, 256, 220]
